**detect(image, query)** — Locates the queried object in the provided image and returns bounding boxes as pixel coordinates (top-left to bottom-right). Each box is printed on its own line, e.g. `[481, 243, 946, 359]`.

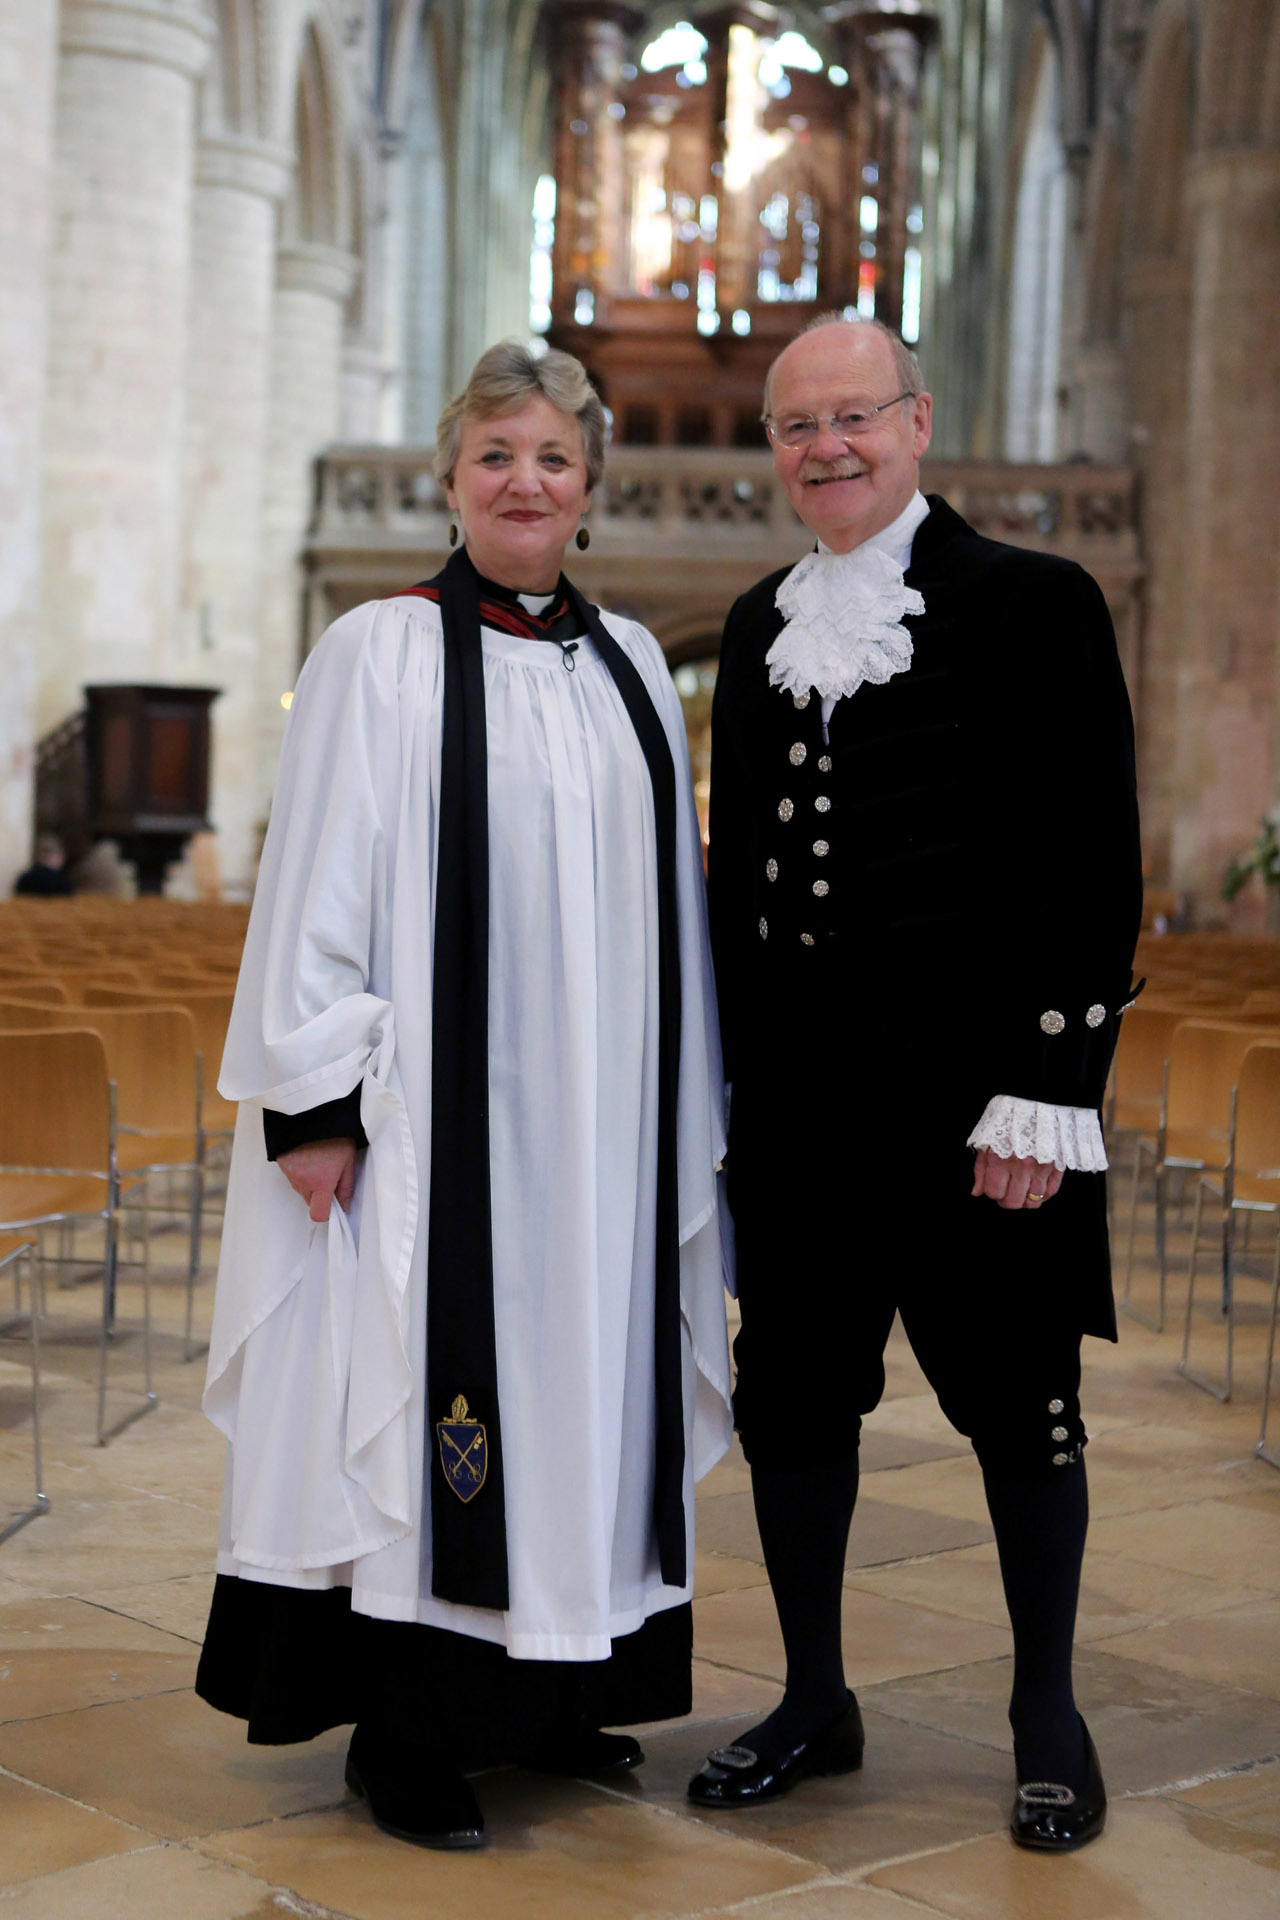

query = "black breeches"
[727, 1069, 1105, 1479]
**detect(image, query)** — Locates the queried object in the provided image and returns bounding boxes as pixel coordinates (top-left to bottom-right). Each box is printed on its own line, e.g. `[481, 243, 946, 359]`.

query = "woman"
[196, 344, 732, 1849]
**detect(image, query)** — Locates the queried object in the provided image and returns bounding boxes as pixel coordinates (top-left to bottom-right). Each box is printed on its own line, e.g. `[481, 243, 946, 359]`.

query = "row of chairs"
[1109, 1008, 1280, 1465]
[0, 933, 243, 1533]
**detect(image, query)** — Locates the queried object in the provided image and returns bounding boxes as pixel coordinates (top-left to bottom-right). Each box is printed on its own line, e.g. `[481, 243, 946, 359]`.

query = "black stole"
[399, 549, 686, 1610]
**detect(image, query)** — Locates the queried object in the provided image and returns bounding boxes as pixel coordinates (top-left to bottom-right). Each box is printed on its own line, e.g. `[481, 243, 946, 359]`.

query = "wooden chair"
[0, 1233, 48, 1543]
[84, 984, 236, 1142]
[0, 980, 71, 1005]
[1121, 1021, 1256, 1336]
[0, 1002, 206, 1359]
[1111, 1006, 1186, 1329]
[1181, 1042, 1280, 1406]
[0, 1028, 156, 1444]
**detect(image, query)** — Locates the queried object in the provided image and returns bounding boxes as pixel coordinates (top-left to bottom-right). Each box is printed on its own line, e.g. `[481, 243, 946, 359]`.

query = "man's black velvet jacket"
[708, 496, 1144, 1127]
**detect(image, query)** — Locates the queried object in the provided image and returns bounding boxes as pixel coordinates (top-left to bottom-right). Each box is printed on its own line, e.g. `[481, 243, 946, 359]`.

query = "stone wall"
[2, 0, 547, 897]
[0, 0, 57, 890]
[998, 0, 1280, 927]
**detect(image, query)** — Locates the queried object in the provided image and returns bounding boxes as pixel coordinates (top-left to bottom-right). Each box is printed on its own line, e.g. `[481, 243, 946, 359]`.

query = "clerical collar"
[404, 553, 577, 642]
[766, 491, 929, 706]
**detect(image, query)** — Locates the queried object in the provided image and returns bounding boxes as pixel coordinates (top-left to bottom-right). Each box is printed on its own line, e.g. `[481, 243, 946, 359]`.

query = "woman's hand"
[277, 1139, 359, 1222]
[971, 1146, 1063, 1210]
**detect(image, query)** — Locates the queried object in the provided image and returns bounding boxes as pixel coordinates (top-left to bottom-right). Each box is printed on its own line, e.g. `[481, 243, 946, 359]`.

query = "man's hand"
[971, 1146, 1063, 1211]
[277, 1139, 358, 1222]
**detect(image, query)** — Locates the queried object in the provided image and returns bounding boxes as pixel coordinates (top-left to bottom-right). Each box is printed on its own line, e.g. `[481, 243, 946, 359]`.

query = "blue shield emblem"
[437, 1394, 488, 1504]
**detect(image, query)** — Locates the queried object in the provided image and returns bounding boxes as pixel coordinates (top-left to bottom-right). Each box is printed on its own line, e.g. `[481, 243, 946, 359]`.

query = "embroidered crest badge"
[436, 1394, 489, 1503]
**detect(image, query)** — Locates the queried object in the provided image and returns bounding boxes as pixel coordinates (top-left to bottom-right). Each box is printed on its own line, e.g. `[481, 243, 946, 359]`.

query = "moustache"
[800, 457, 867, 483]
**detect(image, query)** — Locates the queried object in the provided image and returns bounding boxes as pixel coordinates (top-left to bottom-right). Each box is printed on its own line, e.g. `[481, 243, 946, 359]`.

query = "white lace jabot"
[766, 491, 931, 704]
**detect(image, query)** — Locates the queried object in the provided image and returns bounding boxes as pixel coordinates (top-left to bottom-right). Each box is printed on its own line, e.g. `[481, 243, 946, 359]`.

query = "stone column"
[41, 0, 214, 733]
[548, 3, 640, 330]
[0, 0, 57, 887]
[1125, 252, 1192, 882]
[1171, 147, 1280, 923]
[181, 134, 292, 894]
[255, 242, 359, 826]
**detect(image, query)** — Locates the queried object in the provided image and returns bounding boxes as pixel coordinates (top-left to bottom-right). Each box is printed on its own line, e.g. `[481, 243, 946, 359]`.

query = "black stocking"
[739, 1456, 859, 1752]
[982, 1453, 1090, 1792]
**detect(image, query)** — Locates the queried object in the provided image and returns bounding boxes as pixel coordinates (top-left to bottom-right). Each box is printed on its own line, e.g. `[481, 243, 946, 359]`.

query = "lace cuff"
[966, 1096, 1107, 1173]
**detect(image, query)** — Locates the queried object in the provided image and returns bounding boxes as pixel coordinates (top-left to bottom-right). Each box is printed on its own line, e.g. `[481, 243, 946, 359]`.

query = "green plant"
[1223, 807, 1280, 901]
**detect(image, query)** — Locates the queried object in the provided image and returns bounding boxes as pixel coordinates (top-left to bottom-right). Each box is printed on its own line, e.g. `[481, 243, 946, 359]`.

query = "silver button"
[793, 691, 810, 709]
[778, 799, 794, 822]
[758, 917, 768, 939]
[765, 859, 778, 882]
[1051, 1425, 1068, 1442]
[800, 932, 815, 946]
[1086, 1003, 1106, 1029]
[789, 742, 807, 766]
[813, 840, 829, 857]
[812, 879, 829, 897]
[1048, 1399, 1064, 1414]
[1052, 1452, 1069, 1467]
[815, 795, 831, 813]
[1040, 1010, 1066, 1036]
[818, 755, 832, 772]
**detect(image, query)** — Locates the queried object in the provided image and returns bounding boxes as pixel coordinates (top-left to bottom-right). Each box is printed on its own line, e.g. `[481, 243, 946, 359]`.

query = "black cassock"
[709, 496, 1143, 1477]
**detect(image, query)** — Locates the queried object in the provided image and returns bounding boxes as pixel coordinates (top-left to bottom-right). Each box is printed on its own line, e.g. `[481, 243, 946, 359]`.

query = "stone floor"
[0, 1185, 1278, 1919]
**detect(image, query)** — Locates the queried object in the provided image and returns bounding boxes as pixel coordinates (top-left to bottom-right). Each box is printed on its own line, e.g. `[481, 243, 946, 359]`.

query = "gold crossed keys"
[437, 1393, 489, 1504]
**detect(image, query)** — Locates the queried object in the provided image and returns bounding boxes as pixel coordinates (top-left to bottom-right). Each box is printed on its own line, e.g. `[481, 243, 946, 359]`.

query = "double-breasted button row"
[1040, 1004, 1109, 1036]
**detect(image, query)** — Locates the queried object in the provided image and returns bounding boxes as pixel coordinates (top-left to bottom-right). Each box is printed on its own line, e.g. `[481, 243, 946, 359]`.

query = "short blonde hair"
[434, 341, 608, 492]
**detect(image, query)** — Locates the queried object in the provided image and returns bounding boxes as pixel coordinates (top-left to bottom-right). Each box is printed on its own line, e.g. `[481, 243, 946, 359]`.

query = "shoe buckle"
[1017, 1781, 1076, 1808]
[706, 1745, 759, 1771]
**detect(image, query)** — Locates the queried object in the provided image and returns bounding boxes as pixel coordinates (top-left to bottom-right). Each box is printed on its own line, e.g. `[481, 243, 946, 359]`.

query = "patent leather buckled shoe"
[1010, 1720, 1106, 1853]
[687, 1693, 864, 1808]
[345, 1728, 485, 1851]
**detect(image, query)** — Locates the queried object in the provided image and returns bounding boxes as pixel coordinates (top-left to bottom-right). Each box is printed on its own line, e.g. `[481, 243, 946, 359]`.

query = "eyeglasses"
[763, 391, 917, 450]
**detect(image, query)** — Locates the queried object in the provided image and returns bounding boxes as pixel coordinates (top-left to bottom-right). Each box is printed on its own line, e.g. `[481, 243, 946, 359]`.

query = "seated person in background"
[13, 835, 72, 897]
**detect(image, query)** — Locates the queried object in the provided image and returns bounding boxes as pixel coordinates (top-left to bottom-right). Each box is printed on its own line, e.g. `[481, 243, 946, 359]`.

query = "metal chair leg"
[1257, 1230, 1280, 1468]
[1121, 1137, 1165, 1331]
[1154, 1162, 1169, 1332]
[97, 1090, 159, 1446]
[183, 1159, 207, 1364]
[0, 1245, 50, 1544]
[1179, 1177, 1234, 1402]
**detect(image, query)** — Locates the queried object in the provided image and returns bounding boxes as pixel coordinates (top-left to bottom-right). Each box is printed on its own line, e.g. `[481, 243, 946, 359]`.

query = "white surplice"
[204, 594, 733, 1661]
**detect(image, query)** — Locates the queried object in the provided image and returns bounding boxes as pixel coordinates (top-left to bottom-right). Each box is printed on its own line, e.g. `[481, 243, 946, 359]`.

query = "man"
[689, 316, 1141, 1853]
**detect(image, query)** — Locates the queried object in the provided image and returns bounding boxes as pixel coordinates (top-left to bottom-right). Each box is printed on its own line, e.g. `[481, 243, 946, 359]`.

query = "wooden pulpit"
[84, 685, 220, 895]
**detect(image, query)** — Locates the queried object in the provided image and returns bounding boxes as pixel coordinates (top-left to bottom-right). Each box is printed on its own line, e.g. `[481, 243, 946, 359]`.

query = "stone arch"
[1129, 0, 1194, 263]
[644, 608, 726, 663]
[1196, 0, 1274, 145]
[200, 0, 270, 136]
[1001, 23, 1068, 458]
[282, 14, 352, 249]
[1082, 126, 1125, 346]
[1042, 0, 1090, 150]
[1258, 1, 1280, 139]
[382, 0, 446, 135]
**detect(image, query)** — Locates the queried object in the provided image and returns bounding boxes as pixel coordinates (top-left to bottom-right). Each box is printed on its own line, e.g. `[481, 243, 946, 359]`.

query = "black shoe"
[1010, 1719, 1107, 1853]
[345, 1726, 485, 1850]
[687, 1693, 864, 1808]
[524, 1729, 644, 1777]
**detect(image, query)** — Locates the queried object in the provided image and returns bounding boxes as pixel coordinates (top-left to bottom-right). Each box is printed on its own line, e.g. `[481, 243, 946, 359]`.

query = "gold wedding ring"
[1027, 1192, 1046, 1203]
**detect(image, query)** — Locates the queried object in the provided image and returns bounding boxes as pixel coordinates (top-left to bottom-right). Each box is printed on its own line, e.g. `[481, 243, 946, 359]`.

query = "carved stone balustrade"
[305, 447, 1143, 684]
